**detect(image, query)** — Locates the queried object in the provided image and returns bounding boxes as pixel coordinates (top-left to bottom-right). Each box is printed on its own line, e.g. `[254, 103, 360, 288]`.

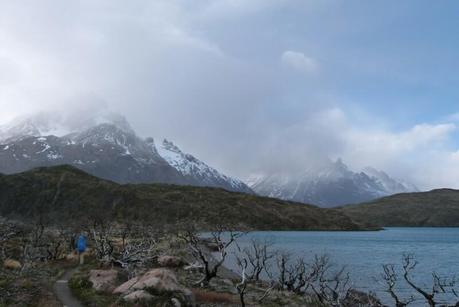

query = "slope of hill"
[340, 189, 459, 227]
[0, 165, 368, 231]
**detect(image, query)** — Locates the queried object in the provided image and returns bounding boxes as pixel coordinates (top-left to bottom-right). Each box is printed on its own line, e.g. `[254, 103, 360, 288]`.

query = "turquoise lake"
[223, 228, 459, 306]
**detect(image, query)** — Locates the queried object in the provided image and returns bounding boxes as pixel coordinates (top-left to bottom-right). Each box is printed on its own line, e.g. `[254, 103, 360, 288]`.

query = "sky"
[1, 0, 459, 189]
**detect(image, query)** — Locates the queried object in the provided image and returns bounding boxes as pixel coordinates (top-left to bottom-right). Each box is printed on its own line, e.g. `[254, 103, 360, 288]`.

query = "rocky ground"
[64, 241, 318, 307]
[0, 236, 328, 307]
[0, 217, 381, 307]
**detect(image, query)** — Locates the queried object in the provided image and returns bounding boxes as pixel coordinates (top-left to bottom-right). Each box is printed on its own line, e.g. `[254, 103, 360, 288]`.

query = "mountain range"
[0, 112, 417, 206]
[249, 159, 417, 207]
[0, 113, 252, 194]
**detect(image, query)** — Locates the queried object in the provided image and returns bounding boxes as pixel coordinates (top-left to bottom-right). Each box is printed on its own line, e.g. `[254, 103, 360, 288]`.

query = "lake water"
[223, 228, 459, 306]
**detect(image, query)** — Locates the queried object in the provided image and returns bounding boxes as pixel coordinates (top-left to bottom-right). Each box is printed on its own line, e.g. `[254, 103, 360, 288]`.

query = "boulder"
[113, 268, 194, 305]
[3, 259, 21, 270]
[113, 276, 139, 294]
[89, 269, 118, 292]
[157, 255, 185, 268]
[133, 268, 182, 292]
[138, 269, 194, 304]
[123, 290, 154, 302]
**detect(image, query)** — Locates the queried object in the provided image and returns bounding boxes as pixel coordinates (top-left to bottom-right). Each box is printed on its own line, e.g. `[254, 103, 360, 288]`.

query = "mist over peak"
[0, 1, 458, 191]
[250, 159, 417, 207]
[0, 106, 133, 143]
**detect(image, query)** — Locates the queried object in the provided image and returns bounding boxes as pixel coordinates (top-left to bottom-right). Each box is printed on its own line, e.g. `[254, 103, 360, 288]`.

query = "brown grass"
[192, 288, 236, 304]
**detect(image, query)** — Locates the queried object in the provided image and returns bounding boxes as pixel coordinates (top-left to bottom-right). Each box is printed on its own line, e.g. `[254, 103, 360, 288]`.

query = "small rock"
[184, 262, 204, 272]
[89, 269, 118, 292]
[3, 259, 21, 270]
[171, 297, 181, 307]
[65, 251, 79, 261]
[158, 255, 185, 268]
[123, 290, 154, 302]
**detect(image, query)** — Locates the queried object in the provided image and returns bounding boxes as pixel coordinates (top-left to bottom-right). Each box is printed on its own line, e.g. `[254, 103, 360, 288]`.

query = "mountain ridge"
[250, 159, 417, 207]
[0, 114, 252, 193]
[0, 165, 367, 231]
[340, 188, 459, 227]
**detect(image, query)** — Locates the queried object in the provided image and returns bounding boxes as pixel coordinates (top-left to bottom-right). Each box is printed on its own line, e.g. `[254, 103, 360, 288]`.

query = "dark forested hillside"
[0, 165, 367, 231]
[341, 189, 459, 227]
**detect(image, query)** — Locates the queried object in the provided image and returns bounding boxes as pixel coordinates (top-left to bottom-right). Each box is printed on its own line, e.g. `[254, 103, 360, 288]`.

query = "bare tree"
[276, 253, 352, 306]
[380, 254, 459, 307]
[233, 238, 276, 306]
[241, 238, 275, 282]
[86, 218, 115, 265]
[235, 257, 250, 307]
[308, 255, 351, 306]
[381, 264, 415, 307]
[276, 251, 291, 290]
[0, 218, 19, 259]
[401, 253, 457, 307]
[178, 224, 244, 286]
[56, 222, 79, 254]
[285, 257, 311, 293]
[112, 223, 160, 278]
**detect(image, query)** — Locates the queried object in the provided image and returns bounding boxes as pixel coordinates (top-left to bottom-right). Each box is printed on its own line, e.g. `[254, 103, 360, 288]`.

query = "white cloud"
[0, 1, 458, 191]
[281, 50, 318, 73]
[253, 105, 459, 190]
[334, 114, 458, 190]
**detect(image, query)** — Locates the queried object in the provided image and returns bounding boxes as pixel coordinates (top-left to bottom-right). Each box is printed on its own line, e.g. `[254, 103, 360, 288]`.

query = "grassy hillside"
[341, 189, 459, 227]
[0, 165, 368, 231]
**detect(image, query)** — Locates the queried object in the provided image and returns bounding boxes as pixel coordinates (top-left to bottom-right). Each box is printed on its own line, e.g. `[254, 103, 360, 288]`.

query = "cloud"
[344, 123, 456, 163]
[248, 105, 459, 190]
[281, 50, 318, 73]
[326, 112, 458, 190]
[445, 112, 459, 122]
[0, 1, 458, 191]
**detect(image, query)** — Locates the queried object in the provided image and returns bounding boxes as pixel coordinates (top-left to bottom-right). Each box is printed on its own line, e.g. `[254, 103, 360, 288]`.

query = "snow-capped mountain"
[0, 113, 252, 193]
[157, 139, 252, 193]
[249, 159, 416, 207]
[362, 167, 418, 195]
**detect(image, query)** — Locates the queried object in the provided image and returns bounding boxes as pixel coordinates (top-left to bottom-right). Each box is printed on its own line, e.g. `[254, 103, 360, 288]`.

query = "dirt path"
[53, 269, 83, 307]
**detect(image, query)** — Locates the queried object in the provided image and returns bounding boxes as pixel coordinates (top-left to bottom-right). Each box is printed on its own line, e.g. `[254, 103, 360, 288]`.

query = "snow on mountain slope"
[250, 159, 417, 207]
[157, 139, 252, 193]
[0, 111, 132, 143]
[362, 167, 418, 195]
[0, 113, 252, 193]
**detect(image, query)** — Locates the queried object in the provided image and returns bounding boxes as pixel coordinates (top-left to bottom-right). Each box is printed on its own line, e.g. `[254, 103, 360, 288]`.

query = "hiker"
[76, 233, 87, 265]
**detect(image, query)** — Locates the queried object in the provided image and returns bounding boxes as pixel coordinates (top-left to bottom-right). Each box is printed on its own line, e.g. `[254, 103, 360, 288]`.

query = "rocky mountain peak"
[162, 139, 182, 154]
[250, 159, 417, 207]
[0, 112, 252, 194]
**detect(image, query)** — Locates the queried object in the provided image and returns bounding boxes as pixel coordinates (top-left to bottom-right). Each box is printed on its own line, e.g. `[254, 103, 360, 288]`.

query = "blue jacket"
[76, 235, 87, 253]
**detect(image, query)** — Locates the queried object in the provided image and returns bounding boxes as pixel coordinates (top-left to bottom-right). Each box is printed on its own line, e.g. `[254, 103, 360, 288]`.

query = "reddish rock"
[113, 276, 139, 294]
[123, 290, 154, 302]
